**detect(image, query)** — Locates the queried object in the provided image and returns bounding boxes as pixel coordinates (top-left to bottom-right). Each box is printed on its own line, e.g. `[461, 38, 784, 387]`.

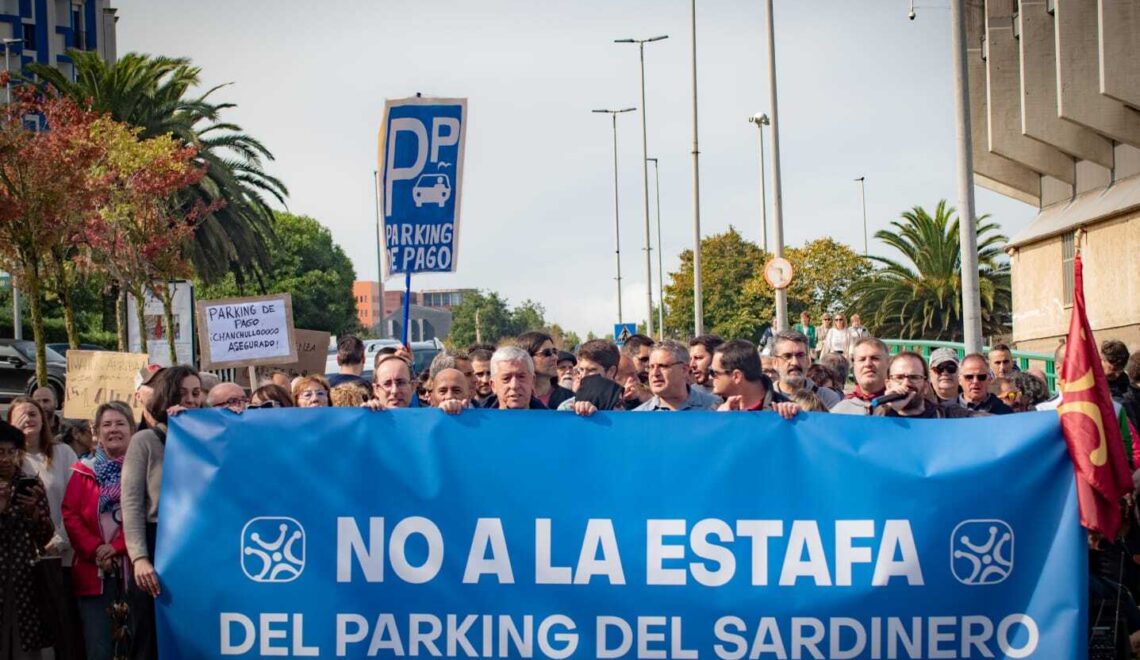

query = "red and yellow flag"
[1058, 252, 1132, 539]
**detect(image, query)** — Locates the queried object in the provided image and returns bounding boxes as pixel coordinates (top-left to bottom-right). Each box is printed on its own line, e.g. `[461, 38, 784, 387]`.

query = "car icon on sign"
[413, 173, 451, 208]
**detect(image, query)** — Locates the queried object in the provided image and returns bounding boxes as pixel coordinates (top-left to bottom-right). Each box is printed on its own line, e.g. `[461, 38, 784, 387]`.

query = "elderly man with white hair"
[477, 346, 545, 410]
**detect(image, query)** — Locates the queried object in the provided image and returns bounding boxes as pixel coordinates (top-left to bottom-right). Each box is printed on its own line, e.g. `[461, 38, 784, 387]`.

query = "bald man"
[207, 382, 249, 413]
[430, 367, 469, 415]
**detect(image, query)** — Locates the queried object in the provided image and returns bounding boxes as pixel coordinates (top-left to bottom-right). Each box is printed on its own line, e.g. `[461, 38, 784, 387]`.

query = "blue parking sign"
[378, 97, 467, 277]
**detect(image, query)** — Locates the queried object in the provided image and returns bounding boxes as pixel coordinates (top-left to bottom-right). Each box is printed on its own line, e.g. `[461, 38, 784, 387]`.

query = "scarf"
[846, 385, 882, 402]
[94, 446, 125, 514]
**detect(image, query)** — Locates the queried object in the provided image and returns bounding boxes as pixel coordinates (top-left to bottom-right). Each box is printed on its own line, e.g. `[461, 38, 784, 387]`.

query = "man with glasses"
[955, 353, 1013, 414]
[516, 331, 574, 409]
[369, 354, 415, 409]
[770, 331, 841, 409]
[709, 339, 799, 418]
[874, 352, 974, 418]
[557, 340, 627, 413]
[634, 340, 720, 411]
[206, 382, 249, 413]
[928, 348, 961, 404]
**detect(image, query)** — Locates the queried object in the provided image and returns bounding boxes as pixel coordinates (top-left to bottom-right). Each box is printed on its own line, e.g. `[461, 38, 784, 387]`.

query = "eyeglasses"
[707, 368, 732, 379]
[889, 374, 926, 383]
[998, 391, 1021, 402]
[298, 389, 328, 399]
[834, 317, 846, 321]
[822, 317, 832, 321]
[248, 400, 281, 409]
[533, 348, 559, 358]
[961, 373, 990, 382]
[218, 397, 249, 408]
[775, 351, 808, 361]
[932, 363, 958, 375]
[647, 361, 685, 372]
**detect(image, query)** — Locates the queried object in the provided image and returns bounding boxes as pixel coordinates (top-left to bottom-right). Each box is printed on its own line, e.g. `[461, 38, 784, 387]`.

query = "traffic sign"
[378, 96, 468, 278]
[613, 323, 637, 346]
[763, 257, 794, 289]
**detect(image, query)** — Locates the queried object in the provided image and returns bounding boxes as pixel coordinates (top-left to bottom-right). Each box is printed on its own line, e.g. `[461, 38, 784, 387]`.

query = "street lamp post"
[3, 37, 22, 340]
[647, 157, 665, 338]
[949, 0, 983, 352]
[615, 35, 667, 338]
[763, 0, 788, 331]
[688, 0, 704, 336]
[855, 176, 868, 256]
[593, 107, 637, 324]
[748, 113, 770, 253]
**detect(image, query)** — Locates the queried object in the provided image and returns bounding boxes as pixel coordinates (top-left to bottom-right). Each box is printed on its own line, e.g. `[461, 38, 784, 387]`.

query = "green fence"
[882, 339, 1056, 391]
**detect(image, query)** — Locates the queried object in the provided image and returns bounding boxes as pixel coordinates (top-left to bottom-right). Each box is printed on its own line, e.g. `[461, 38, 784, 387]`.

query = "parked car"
[0, 339, 67, 403]
[46, 342, 107, 358]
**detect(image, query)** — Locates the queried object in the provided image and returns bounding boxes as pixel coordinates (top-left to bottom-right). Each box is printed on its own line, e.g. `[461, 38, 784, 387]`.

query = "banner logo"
[951, 519, 1014, 585]
[240, 517, 306, 583]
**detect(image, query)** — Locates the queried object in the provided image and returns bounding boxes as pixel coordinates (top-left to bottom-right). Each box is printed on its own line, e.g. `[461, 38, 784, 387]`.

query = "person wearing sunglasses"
[954, 354, 1013, 414]
[874, 353, 975, 418]
[928, 348, 961, 404]
[516, 331, 575, 410]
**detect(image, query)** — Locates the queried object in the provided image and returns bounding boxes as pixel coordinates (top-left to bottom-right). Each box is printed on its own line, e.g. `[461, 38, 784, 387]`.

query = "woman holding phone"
[0, 419, 55, 658]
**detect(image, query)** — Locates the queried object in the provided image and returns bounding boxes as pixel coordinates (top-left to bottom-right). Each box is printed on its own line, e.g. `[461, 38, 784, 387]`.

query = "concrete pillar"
[1097, 0, 1140, 108]
[1055, 0, 1140, 146]
[985, 0, 1075, 183]
[1018, 0, 1114, 167]
[968, 1, 1042, 205]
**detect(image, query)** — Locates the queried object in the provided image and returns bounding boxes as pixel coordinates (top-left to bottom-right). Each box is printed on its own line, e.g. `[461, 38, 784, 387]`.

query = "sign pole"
[247, 365, 258, 391]
[401, 272, 412, 346]
[373, 170, 387, 338]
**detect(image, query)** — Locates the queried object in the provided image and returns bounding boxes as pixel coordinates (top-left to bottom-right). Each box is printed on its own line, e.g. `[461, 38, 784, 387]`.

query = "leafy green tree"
[448, 290, 514, 347]
[197, 212, 358, 335]
[509, 300, 546, 335]
[783, 238, 871, 317]
[849, 200, 1011, 340]
[664, 227, 773, 342]
[29, 51, 287, 284]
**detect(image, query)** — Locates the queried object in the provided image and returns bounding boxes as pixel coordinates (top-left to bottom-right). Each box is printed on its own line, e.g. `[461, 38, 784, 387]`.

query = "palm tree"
[27, 51, 286, 284]
[850, 200, 1011, 341]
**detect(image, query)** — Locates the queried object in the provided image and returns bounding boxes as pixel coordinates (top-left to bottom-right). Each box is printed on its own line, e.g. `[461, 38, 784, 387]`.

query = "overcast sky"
[113, 0, 1036, 337]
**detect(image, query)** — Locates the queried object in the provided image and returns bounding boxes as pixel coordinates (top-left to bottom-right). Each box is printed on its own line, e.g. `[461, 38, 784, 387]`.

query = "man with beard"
[633, 340, 720, 411]
[873, 352, 974, 418]
[688, 334, 724, 395]
[616, 354, 651, 410]
[831, 337, 890, 415]
[771, 331, 841, 409]
[928, 347, 961, 404]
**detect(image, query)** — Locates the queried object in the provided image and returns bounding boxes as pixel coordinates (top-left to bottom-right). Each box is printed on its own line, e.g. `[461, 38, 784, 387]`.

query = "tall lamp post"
[4, 37, 22, 340]
[855, 176, 868, 256]
[593, 107, 636, 324]
[748, 113, 770, 253]
[647, 157, 665, 338]
[615, 35, 667, 338]
[763, 0, 788, 331]
[688, 0, 704, 336]
[949, 0, 983, 352]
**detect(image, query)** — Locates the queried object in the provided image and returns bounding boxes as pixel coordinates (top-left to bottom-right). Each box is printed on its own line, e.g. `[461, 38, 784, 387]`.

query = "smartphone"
[13, 476, 39, 498]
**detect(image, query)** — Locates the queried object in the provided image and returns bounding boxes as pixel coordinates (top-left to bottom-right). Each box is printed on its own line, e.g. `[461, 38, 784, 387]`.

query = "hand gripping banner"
[157, 410, 1083, 659]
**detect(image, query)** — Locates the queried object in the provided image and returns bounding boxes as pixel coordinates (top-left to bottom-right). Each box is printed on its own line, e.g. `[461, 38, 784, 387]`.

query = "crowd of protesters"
[2, 316, 1140, 659]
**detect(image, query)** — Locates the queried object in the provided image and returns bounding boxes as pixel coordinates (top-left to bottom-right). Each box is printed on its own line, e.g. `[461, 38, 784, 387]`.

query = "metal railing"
[882, 339, 1056, 391]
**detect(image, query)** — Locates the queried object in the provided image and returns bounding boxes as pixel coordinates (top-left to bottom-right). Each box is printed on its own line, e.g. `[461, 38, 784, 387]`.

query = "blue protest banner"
[378, 97, 467, 277]
[157, 410, 1083, 659]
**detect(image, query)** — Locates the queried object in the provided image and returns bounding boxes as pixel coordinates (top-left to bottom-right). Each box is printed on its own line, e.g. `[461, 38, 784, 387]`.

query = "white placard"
[196, 294, 298, 369]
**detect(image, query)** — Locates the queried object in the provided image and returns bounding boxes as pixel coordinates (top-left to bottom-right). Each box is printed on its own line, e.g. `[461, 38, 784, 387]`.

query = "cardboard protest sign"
[196, 294, 298, 370]
[235, 329, 331, 388]
[63, 350, 149, 421]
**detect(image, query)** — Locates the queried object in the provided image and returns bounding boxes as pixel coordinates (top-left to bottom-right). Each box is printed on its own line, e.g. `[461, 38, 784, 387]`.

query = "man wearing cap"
[954, 353, 1013, 414]
[556, 351, 576, 391]
[830, 337, 890, 415]
[928, 348, 961, 404]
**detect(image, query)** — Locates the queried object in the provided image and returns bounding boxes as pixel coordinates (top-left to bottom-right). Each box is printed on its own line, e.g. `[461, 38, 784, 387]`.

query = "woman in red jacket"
[62, 401, 136, 660]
